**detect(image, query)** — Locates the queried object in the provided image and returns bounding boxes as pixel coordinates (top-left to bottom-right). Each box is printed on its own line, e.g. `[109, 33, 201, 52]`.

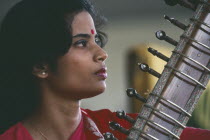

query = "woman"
[0, 0, 210, 140]
[0, 0, 135, 139]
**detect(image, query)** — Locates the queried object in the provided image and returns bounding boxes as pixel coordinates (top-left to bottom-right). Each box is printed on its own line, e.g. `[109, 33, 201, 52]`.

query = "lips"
[95, 67, 107, 79]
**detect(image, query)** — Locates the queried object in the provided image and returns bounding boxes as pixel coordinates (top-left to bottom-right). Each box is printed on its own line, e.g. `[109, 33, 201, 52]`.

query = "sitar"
[104, 0, 210, 139]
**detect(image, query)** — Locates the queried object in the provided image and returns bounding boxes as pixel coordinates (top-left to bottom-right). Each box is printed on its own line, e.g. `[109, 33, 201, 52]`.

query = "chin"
[79, 85, 106, 99]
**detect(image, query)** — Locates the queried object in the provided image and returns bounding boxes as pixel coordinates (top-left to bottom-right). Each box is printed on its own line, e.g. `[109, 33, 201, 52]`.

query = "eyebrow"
[72, 33, 91, 39]
[72, 33, 99, 39]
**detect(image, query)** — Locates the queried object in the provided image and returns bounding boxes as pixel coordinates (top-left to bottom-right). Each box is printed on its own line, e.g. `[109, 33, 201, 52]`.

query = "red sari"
[1, 109, 210, 140]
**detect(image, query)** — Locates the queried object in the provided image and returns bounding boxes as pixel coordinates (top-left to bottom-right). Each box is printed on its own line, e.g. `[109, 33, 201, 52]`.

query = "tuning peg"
[155, 30, 178, 46]
[116, 110, 135, 124]
[109, 122, 130, 135]
[103, 132, 118, 140]
[148, 47, 169, 62]
[164, 15, 188, 30]
[164, 0, 197, 10]
[138, 63, 161, 78]
[126, 88, 147, 103]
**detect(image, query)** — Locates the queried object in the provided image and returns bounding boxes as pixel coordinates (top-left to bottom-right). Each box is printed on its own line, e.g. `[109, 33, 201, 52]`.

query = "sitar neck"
[127, 1, 210, 140]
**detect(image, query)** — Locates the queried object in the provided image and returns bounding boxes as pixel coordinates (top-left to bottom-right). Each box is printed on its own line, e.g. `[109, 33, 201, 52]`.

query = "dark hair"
[0, 0, 107, 133]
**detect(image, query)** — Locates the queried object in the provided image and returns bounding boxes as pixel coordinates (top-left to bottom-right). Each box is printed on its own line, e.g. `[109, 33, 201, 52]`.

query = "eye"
[73, 40, 87, 47]
[95, 36, 102, 47]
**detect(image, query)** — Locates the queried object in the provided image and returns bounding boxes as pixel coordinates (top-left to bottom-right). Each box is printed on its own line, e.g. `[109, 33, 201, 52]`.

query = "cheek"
[47, 52, 105, 99]
[57, 53, 85, 75]
[54, 56, 90, 88]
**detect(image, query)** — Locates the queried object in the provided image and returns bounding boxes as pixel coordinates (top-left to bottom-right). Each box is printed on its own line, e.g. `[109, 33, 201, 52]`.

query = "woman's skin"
[23, 11, 108, 140]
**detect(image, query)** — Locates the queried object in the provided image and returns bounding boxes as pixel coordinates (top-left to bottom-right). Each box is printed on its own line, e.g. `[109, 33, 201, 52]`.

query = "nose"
[94, 47, 108, 62]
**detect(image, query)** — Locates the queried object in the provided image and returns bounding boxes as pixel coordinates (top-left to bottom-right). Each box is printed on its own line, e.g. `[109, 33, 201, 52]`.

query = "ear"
[32, 64, 49, 79]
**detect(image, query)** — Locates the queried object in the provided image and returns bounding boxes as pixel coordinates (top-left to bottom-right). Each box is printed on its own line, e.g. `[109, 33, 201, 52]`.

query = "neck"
[23, 88, 82, 140]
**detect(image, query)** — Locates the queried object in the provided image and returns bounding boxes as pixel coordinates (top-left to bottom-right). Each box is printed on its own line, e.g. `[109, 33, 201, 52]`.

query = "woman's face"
[46, 11, 108, 100]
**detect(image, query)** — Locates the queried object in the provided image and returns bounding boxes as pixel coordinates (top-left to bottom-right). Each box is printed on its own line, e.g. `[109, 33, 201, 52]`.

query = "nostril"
[96, 51, 108, 62]
[97, 56, 105, 62]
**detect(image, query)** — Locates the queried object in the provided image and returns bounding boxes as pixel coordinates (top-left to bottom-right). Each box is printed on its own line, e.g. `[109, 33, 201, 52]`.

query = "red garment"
[83, 109, 136, 139]
[69, 114, 86, 140]
[1, 109, 210, 140]
[180, 127, 210, 140]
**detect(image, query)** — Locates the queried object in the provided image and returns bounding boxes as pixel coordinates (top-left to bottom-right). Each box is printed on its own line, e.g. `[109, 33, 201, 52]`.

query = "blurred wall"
[0, 0, 193, 113]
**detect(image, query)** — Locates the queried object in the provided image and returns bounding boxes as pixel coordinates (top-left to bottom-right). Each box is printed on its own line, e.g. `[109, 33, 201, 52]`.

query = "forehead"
[71, 11, 95, 35]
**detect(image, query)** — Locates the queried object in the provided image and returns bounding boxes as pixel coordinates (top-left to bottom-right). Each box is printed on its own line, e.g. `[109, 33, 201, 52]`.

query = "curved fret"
[190, 18, 210, 29]
[144, 104, 186, 129]
[172, 50, 210, 73]
[181, 34, 210, 51]
[130, 129, 159, 140]
[165, 65, 206, 89]
[137, 116, 180, 139]
[150, 93, 191, 117]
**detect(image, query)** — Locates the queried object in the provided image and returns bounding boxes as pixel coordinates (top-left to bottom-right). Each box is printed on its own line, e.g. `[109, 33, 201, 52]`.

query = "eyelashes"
[95, 36, 103, 47]
[73, 36, 103, 48]
[73, 40, 87, 47]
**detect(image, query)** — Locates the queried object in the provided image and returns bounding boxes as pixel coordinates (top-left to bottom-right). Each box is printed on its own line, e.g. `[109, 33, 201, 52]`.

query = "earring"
[42, 71, 46, 75]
